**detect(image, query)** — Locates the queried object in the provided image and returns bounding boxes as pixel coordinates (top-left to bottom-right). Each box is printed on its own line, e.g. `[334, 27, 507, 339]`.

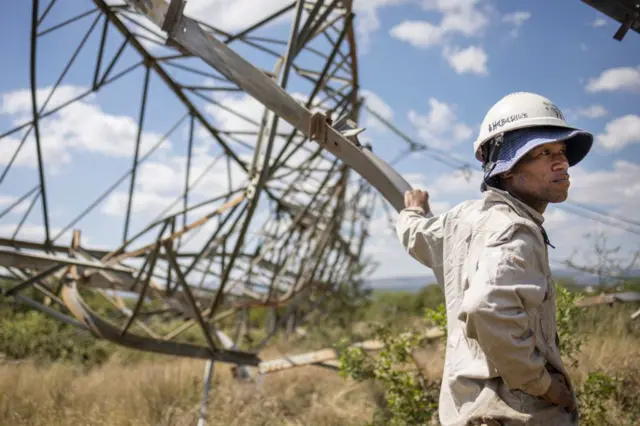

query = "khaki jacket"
[396, 187, 578, 426]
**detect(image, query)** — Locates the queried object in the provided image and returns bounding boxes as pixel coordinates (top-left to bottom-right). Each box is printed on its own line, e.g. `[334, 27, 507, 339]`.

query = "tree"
[565, 231, 640, 291]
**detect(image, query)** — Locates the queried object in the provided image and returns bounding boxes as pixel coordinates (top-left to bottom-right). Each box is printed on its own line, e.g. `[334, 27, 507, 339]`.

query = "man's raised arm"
[395, 189, 444, 269]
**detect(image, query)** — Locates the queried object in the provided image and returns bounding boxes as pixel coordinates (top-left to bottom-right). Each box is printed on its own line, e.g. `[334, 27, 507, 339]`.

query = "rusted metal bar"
[30, 0, 52, 245]
[297, 0, 341, 55]
[0, 248, 133, 274]
[104, 193, 245, 264]
[258, 327, 447, 375]
[123, 63, 151, 243]
[1, 0, 374, 368]
[12, 292, 89, 330]
[120, 244, 160, 335]
[3, 263, 65, 296]
[204, 0, 309, 320]
[183, 114, 195, 229]
[52, 112, 187, 242]
[197, 359, 215, 426]
[225, 2, 297, 44]
[93, 0, 250, 173]
[293, 0, 323, 57]
[37, 7, 99, 37]
[0, 186, 39, 220]
[60, 282, 260, 363]
[97, 36, 129, 86]
[93, 14, 109, 88]
[163, 240, 222, 352]
[37, 0, 58, 26]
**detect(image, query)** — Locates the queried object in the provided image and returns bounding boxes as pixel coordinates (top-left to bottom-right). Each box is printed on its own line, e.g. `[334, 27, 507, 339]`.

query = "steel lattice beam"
[0, 0, 388, 365]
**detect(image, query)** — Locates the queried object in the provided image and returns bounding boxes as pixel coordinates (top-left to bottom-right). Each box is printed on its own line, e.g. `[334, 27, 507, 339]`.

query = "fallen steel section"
[257, 327, 445, 375]
[124, 0, 412, 212]
[576, 291, 640, 307]
[580, 0, 640, 41]
[0, 0, 380, 365]
[577, 291, 640, 322]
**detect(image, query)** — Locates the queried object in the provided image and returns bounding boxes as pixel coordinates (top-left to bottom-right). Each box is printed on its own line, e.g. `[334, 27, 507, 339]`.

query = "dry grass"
[0, 350, 379, 426]
[568, 305, 640, 425]
[0, 305, 638, 426]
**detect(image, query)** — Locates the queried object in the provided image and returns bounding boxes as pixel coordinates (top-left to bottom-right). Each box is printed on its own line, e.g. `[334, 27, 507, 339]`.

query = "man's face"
[501, 141, 571, 211]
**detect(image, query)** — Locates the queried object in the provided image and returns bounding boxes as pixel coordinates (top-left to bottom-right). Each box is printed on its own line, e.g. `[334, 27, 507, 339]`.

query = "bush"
[338, 283, 625, 426]
[0, 310, 113, 367]
[337, 322, 439, 426]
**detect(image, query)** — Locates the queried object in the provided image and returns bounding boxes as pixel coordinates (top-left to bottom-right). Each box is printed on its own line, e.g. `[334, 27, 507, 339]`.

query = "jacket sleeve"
[395, 207, 444, 269]
[458, 224, 551, 396]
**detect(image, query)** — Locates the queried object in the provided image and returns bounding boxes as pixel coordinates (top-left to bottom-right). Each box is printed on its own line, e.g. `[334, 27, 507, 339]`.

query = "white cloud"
[408, 97, 473, 149]
[579, 105, 607, 119]
[539, 161, 639, 262]
[421, 0, 479, 12]
[502, 11, 531, 37]
[421, 0, 489, 37]
[360, 89, 394, 132]
[115, 0, 401, 57]
[0, 85, 171, 173]
[390, 0, 488, 48]
[0, 196, 29, 215]
[366, 159, 640, 279]
[591, 18, 607, 28]
[442, 45, 488, 75]
[101, 191, 178, 218]
[203, 91, 268, 145]
[596, 114, 640, 151]
[200, 90, 323, 172]
[0, 223, 76, 244]
[502, 11, 531, 27]
[390, 20, 445, 48]
[389, 0, 491, 75]
[97, 86, 335, 224]
[569, 160, 640, 211]
[116, 10, 169, 53]
[585, 66, 640, 93]
[353, 0, 409, 53]
[115, 0, 404, 57]
[567, 104, 608, 121]
[0, 85, 87, 116]
[177, 0, 409, 57]
[183, 0, 292, 33]
[437, 3, 488, 37]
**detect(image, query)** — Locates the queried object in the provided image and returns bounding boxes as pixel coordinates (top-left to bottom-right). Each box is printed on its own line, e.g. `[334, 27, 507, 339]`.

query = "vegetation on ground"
[338, 281, 640, 426]
[0, 271, 638, 425]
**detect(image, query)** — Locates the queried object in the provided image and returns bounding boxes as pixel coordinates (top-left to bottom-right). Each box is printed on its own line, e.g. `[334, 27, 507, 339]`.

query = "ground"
[0, 287, 639, 425]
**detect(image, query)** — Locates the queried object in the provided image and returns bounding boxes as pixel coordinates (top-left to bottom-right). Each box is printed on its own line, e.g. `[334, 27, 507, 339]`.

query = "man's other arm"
[458, 224, 551, 396]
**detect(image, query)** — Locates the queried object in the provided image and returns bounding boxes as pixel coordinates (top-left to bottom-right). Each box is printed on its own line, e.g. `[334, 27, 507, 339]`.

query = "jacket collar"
[483, 186, 545, 226]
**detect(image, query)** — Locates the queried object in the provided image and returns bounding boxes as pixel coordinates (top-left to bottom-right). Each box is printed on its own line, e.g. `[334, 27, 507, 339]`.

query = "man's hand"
[404, 189, 430, 212]
[541, 373, 576, 412]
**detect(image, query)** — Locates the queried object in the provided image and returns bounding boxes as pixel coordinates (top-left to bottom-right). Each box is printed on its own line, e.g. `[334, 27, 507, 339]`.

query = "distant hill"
[366, 267, 640, 293]
[365, 275, 434, 292]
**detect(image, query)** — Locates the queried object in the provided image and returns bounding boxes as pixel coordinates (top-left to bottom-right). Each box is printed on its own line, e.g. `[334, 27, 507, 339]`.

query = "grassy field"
[0, 288, 639, 425]
[0, 350, 379, 426]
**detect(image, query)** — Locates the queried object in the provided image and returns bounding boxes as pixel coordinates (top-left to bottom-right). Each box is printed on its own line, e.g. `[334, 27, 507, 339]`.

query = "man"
[395, 92, 594, 426]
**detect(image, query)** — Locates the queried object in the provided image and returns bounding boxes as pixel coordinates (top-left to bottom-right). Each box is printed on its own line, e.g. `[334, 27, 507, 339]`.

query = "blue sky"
[0, 0, 639, 282]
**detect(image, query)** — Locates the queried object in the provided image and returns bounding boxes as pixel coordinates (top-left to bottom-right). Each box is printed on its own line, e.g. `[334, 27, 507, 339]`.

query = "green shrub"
[0, 310, 113, 367]
[337, 322, 439, 426]
[338, 283, 626, 426]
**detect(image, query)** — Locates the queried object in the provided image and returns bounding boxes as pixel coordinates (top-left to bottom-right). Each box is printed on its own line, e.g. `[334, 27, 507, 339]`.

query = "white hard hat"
[474, 92, 589, 163]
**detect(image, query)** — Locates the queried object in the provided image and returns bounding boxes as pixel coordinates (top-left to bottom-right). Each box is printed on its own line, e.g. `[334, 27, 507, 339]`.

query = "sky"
[0, 0, 639, 284]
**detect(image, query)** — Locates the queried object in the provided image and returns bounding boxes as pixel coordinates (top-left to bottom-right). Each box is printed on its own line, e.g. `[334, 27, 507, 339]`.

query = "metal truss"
[580, 0, 639, 41]
[0, 0, 408, 368]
